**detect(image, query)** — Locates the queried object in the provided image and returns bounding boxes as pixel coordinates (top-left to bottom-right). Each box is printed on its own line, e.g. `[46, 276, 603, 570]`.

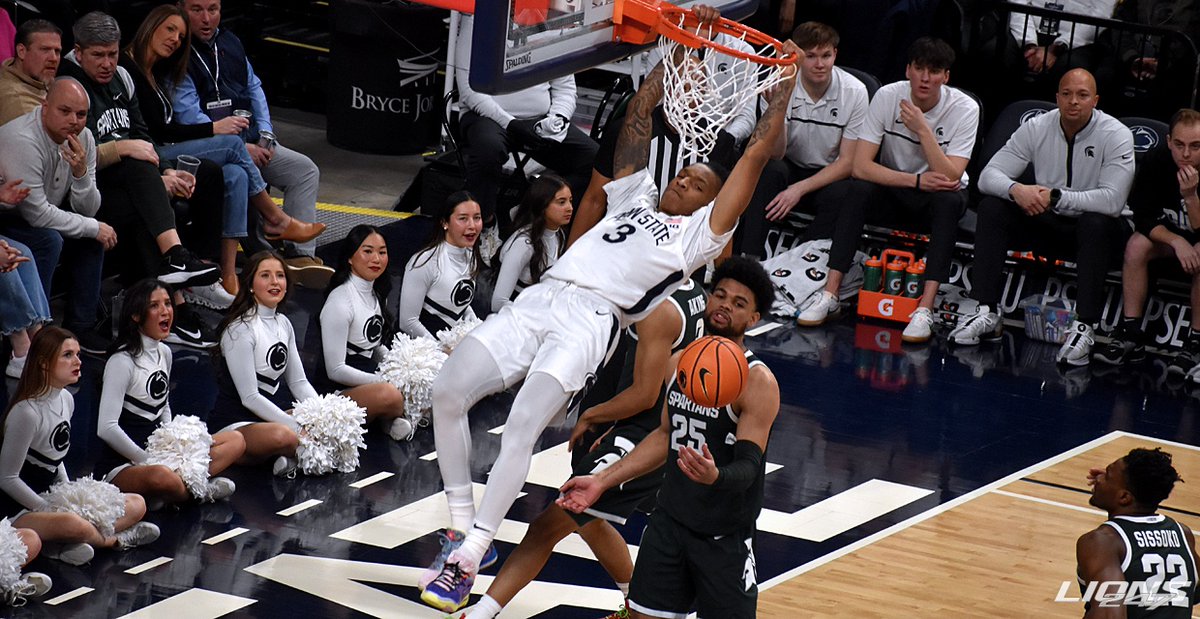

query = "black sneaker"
[1167, 338, 1200, 376]
[158, 245, 219, 287]
[166, 305, 216, 348]
[1093, 327, 1145, 366]
[67, 323, 113, 355]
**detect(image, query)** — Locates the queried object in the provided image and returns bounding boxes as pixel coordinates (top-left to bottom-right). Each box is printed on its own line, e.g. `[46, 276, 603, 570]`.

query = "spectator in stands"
[60, 12, 226, 349]
[0, 19, 61, 126]
[0, 78, 112, 353]
[1100, 0, 1200, 119]
[1008, 0, 1117, 78]
[1095, 109, 1200, 373]
[123, 4, 325, 298]
[1, 234, 46, 381]
[950, 69, 1134, 366]
[740, 22, 869, 327]
[835, 37, 979, 343]
[175, 0, 333, 288]
[455, 14, 598, 255]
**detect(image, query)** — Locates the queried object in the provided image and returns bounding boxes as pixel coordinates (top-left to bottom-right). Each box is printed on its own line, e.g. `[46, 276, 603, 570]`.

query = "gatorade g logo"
[364, 315, 384, 344]
[51, 421, 70, 451]
[875, 331, 891, 348]
[772, 268, 791, 278]
[267, 342, 289, 372]
[879, 298, 894, 316]
[452, 279, 475, 307]
[806, 268, 826, 282]
[146, 370, 169, 400]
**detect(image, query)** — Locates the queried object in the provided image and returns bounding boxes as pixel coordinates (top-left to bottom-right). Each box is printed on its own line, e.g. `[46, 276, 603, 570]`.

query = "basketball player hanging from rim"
[418, 9, 800, 613]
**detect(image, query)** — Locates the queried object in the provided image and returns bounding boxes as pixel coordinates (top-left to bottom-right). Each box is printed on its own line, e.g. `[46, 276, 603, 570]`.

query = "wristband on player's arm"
[713, 440, 764, 491]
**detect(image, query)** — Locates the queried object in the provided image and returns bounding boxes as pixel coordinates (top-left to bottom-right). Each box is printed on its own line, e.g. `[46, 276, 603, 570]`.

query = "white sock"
[616, 581, 629, 597]
[464, 594, 502, 619]
[451, 525, 493, 572]
[445, 484, 475, 533]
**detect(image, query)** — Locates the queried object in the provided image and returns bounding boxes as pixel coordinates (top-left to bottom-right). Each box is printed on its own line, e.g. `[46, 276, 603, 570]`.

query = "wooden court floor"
[759, 433, 1200, 618]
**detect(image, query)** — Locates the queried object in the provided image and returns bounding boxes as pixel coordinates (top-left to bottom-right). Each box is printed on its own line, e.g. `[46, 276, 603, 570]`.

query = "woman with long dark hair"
[398, 191, 485, 340]
[0, 327, 159, 565]
[491, 174, 573, 311]
[209, 252, 315, 477]
[121, 5, 324, 293]
[96, 279, 246, 506]
[319, 226, 412, 440]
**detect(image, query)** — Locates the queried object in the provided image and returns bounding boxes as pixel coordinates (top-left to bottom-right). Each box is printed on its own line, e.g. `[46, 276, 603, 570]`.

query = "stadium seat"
[1119, 116, 1170, 163]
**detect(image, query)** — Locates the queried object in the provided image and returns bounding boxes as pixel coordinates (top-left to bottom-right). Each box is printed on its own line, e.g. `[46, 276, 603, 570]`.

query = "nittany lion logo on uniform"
[1019, 108, 1048, 124]
[51, 421, 70, 451]
[1130, 125, 1161, 153]
[363, 314, 384, 344]
[452, 279, 475, 307]
[267, 342, 288, 372]
[146, 370, 169, 401]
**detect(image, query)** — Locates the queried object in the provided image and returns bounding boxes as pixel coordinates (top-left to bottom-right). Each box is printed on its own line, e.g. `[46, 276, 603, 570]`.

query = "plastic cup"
[175, 154, 201, 176]
[233, 109, 252, 119]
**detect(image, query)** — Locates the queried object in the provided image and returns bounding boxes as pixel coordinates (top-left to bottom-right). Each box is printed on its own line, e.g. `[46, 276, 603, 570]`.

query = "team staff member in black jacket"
[1097, 109, 1200, 374]
[950, 69, 1135, 367]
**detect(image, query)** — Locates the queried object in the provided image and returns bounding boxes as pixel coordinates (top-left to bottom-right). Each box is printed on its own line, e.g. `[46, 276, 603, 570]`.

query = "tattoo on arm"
[613, 63, 666, 178]
[746, 86, 788, 152]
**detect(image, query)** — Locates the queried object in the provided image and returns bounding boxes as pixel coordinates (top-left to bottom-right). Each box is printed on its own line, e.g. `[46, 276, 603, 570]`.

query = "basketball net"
[653, 11, 793, 161]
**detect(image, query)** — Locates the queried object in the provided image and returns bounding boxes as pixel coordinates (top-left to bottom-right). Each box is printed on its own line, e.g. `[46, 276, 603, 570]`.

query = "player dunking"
[558, 256, 780, 619]
[1078, 448, 1199, 617]
[419, 15, 798, 614]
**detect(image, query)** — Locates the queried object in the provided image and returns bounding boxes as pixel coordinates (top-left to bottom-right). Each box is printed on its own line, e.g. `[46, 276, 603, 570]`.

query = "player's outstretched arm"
[709, 42, 799, 235]
[611, 62, 667, 181]
[1076, 526, 1128, 619]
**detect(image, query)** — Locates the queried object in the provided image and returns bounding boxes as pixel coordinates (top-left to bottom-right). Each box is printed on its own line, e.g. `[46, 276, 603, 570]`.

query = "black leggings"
[970, 196, 1128, 324]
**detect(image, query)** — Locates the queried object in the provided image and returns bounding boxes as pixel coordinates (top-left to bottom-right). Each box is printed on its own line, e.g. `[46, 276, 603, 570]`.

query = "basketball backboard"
[470, 0, 758, 94]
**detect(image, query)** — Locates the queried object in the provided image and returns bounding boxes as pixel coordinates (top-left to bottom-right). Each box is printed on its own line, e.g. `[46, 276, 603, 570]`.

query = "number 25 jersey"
[546, 169, 734, 325]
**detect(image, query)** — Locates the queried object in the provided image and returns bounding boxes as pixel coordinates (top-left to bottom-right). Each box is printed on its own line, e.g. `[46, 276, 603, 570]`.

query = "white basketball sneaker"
[1056, 321, 1095, 366]
[948, 305, 1002, 346]
[795, 291, 840, 326]
[902, 307, 935, 343]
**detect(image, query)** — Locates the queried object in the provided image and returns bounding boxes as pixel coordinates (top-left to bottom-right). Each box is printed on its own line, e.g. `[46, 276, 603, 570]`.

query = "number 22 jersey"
[545, 169, 734, 325]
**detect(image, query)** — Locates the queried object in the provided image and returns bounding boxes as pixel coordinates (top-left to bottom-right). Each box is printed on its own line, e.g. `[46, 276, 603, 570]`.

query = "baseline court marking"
[277, 499, 323, 517]
[115, 588, 257, 619]
[350, 472, 395, 489]
[125, 556, 173, 575]
[44, 586, 93, 606]
[202, 527, 250, 545]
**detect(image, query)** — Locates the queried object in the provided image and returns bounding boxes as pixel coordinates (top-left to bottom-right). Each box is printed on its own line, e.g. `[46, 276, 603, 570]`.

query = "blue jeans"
[158, 135, 267, 238]
[0, 236, 50, 335]
[0, 219, 103, 329]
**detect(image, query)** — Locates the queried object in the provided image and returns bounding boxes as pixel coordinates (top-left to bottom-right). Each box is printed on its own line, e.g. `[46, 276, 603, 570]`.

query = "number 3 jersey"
[546, 169, 734, 326]
[658, 348, 767, 536]
[1083, 514, 1199, 617]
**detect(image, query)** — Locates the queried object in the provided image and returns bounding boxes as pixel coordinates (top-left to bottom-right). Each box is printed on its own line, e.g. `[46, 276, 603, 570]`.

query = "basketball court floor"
[3, 202, 1200, 617]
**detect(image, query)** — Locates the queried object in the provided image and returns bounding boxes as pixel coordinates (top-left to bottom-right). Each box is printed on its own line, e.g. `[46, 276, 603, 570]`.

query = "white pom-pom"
[436, 315, 481, 352]
[40, 478, 126, 538]
[291, 394, 367, 475]
[144, 415, 214, 501]
[377, 333, 447, 419]
[0, 519, 28, 593]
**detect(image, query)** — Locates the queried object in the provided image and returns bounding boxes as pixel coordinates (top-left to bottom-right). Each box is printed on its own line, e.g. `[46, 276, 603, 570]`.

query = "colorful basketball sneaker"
[419, 528, 466, 591]
[420, 561, 474, 612]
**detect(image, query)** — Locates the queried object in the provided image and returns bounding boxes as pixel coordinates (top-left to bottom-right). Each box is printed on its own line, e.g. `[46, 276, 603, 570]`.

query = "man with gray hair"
[0, 77, 110, 351]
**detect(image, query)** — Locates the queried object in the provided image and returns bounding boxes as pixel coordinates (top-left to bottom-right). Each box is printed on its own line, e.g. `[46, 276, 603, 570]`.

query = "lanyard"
[194, 38, 221, 99]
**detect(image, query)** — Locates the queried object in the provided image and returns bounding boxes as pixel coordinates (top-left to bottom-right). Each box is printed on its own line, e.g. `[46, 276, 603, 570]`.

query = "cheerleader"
[0, 327, 159, 565]
[398, 191, 485, 340]
[209, 252, 315, 477]
[319, 226, 412, 440]
[97, 279, 246, 505]
[491, 174, 573, 311]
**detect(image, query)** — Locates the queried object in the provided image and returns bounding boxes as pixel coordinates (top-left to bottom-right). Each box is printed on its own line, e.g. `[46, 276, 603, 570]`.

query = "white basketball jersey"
[546, 170, 732, 325]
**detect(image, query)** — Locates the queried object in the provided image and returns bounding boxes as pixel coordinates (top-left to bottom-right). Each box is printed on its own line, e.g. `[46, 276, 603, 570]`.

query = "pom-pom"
[40, 478, 126, 538]
[144, 415, 214, 501]
[378, 333, 447, 420]
[436, 315, 481, 352]
[0, 519, 29, 594]
[291, 394, 367, 475]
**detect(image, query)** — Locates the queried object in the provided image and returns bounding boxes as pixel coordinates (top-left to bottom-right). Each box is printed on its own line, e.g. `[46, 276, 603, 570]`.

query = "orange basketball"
[676, 336, 749, 409]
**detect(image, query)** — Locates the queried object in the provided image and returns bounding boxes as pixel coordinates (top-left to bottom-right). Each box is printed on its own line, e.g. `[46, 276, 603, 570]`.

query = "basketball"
[676, 335, 749, 408]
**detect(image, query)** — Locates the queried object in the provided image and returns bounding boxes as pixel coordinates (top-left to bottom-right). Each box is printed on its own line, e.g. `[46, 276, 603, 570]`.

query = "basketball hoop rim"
[613, 0, 797, 67]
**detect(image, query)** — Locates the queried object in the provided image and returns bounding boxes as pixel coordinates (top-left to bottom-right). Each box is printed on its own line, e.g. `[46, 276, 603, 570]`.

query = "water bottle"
[884, 259, 907, 295]
[863, 256, 883, 292]
[903, 260, 925, 298]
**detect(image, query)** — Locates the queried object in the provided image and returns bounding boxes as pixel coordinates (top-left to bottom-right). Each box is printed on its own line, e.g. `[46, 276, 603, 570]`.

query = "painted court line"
[761, 430, 1127, 590]
[350, 472, 394, 489]
[45, 586, 93, 606]
[202, 527, 250, 545]
[757, 479, 932, 543]
[747, 322, 783, 337]
[420, 450, 437, 461]
[277, 499, 323, 516]
[994, 488, 1200, 536]
[115, 588, 257, 618]
[125, 556, 173, 575]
